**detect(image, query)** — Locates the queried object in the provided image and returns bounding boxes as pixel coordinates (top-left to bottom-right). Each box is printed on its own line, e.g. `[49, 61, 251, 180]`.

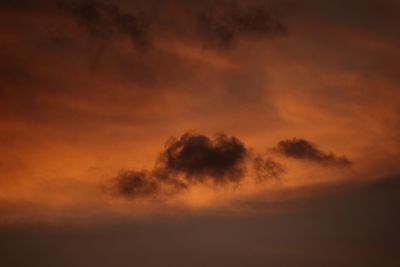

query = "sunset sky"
[1, 0, 400, 266]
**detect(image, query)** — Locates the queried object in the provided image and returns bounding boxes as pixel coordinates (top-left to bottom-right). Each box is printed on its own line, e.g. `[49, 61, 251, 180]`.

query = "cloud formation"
[59, 0, 150, 48]
[195, 1, 288, 48]
[158, 133, 247, 183]
[112, 170, 159, 198]
[110, 133, 285, 199]
[110, 134, 355, 199]
[275, 138, 352, 167]
[58, 0, 288, 50]
[253, 155, 286, 182]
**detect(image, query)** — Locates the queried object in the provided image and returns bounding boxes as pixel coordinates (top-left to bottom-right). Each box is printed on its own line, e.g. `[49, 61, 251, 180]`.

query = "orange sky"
[0, 0, 399, 224]
[2, 2, 400, 267]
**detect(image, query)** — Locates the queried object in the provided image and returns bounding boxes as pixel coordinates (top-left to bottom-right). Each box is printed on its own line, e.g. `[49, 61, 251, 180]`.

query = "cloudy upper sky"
[0, 0, 399, 266]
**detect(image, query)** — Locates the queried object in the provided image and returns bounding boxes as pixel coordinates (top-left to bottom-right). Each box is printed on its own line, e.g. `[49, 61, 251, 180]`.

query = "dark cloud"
[110, 168, 189, 199]
[59, 0, 150, 48]
[112, 136, 352, 201]
[110, 133, 247, 199]
[158, 133, 247, 184]
[111, 170, 159, 199]
[57, 0, 288, 50]
[275, 138, 352, 167]
[253, 155, 286, 182]
[109, 133, 286, 199]
[196, 1, 288, 48]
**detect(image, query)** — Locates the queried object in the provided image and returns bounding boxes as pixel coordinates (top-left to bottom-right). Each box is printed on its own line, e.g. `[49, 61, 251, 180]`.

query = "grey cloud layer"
[3, 175, 399, 267]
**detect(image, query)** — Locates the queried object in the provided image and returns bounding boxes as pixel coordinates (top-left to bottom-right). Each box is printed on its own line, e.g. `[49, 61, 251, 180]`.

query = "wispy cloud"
[274, 138, 352, 167]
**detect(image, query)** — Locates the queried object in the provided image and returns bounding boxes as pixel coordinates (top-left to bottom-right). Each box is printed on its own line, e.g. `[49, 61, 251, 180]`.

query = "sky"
[0, 0, 400, 266]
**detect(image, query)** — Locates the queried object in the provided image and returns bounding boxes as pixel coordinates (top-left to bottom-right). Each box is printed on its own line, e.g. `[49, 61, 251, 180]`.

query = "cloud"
[105, 134, 358, 201]
[253, 155, 286, 182]
[58, 0, 288, 50]
[274, 138, 352, 167]
[158, 133, 247, 183]
[59, 0, 150, 48]
[111, 170, 159, 198]
[110, 168, 190, 199]
[196, 1, 288, 48]
[109, 132, 286, 199]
